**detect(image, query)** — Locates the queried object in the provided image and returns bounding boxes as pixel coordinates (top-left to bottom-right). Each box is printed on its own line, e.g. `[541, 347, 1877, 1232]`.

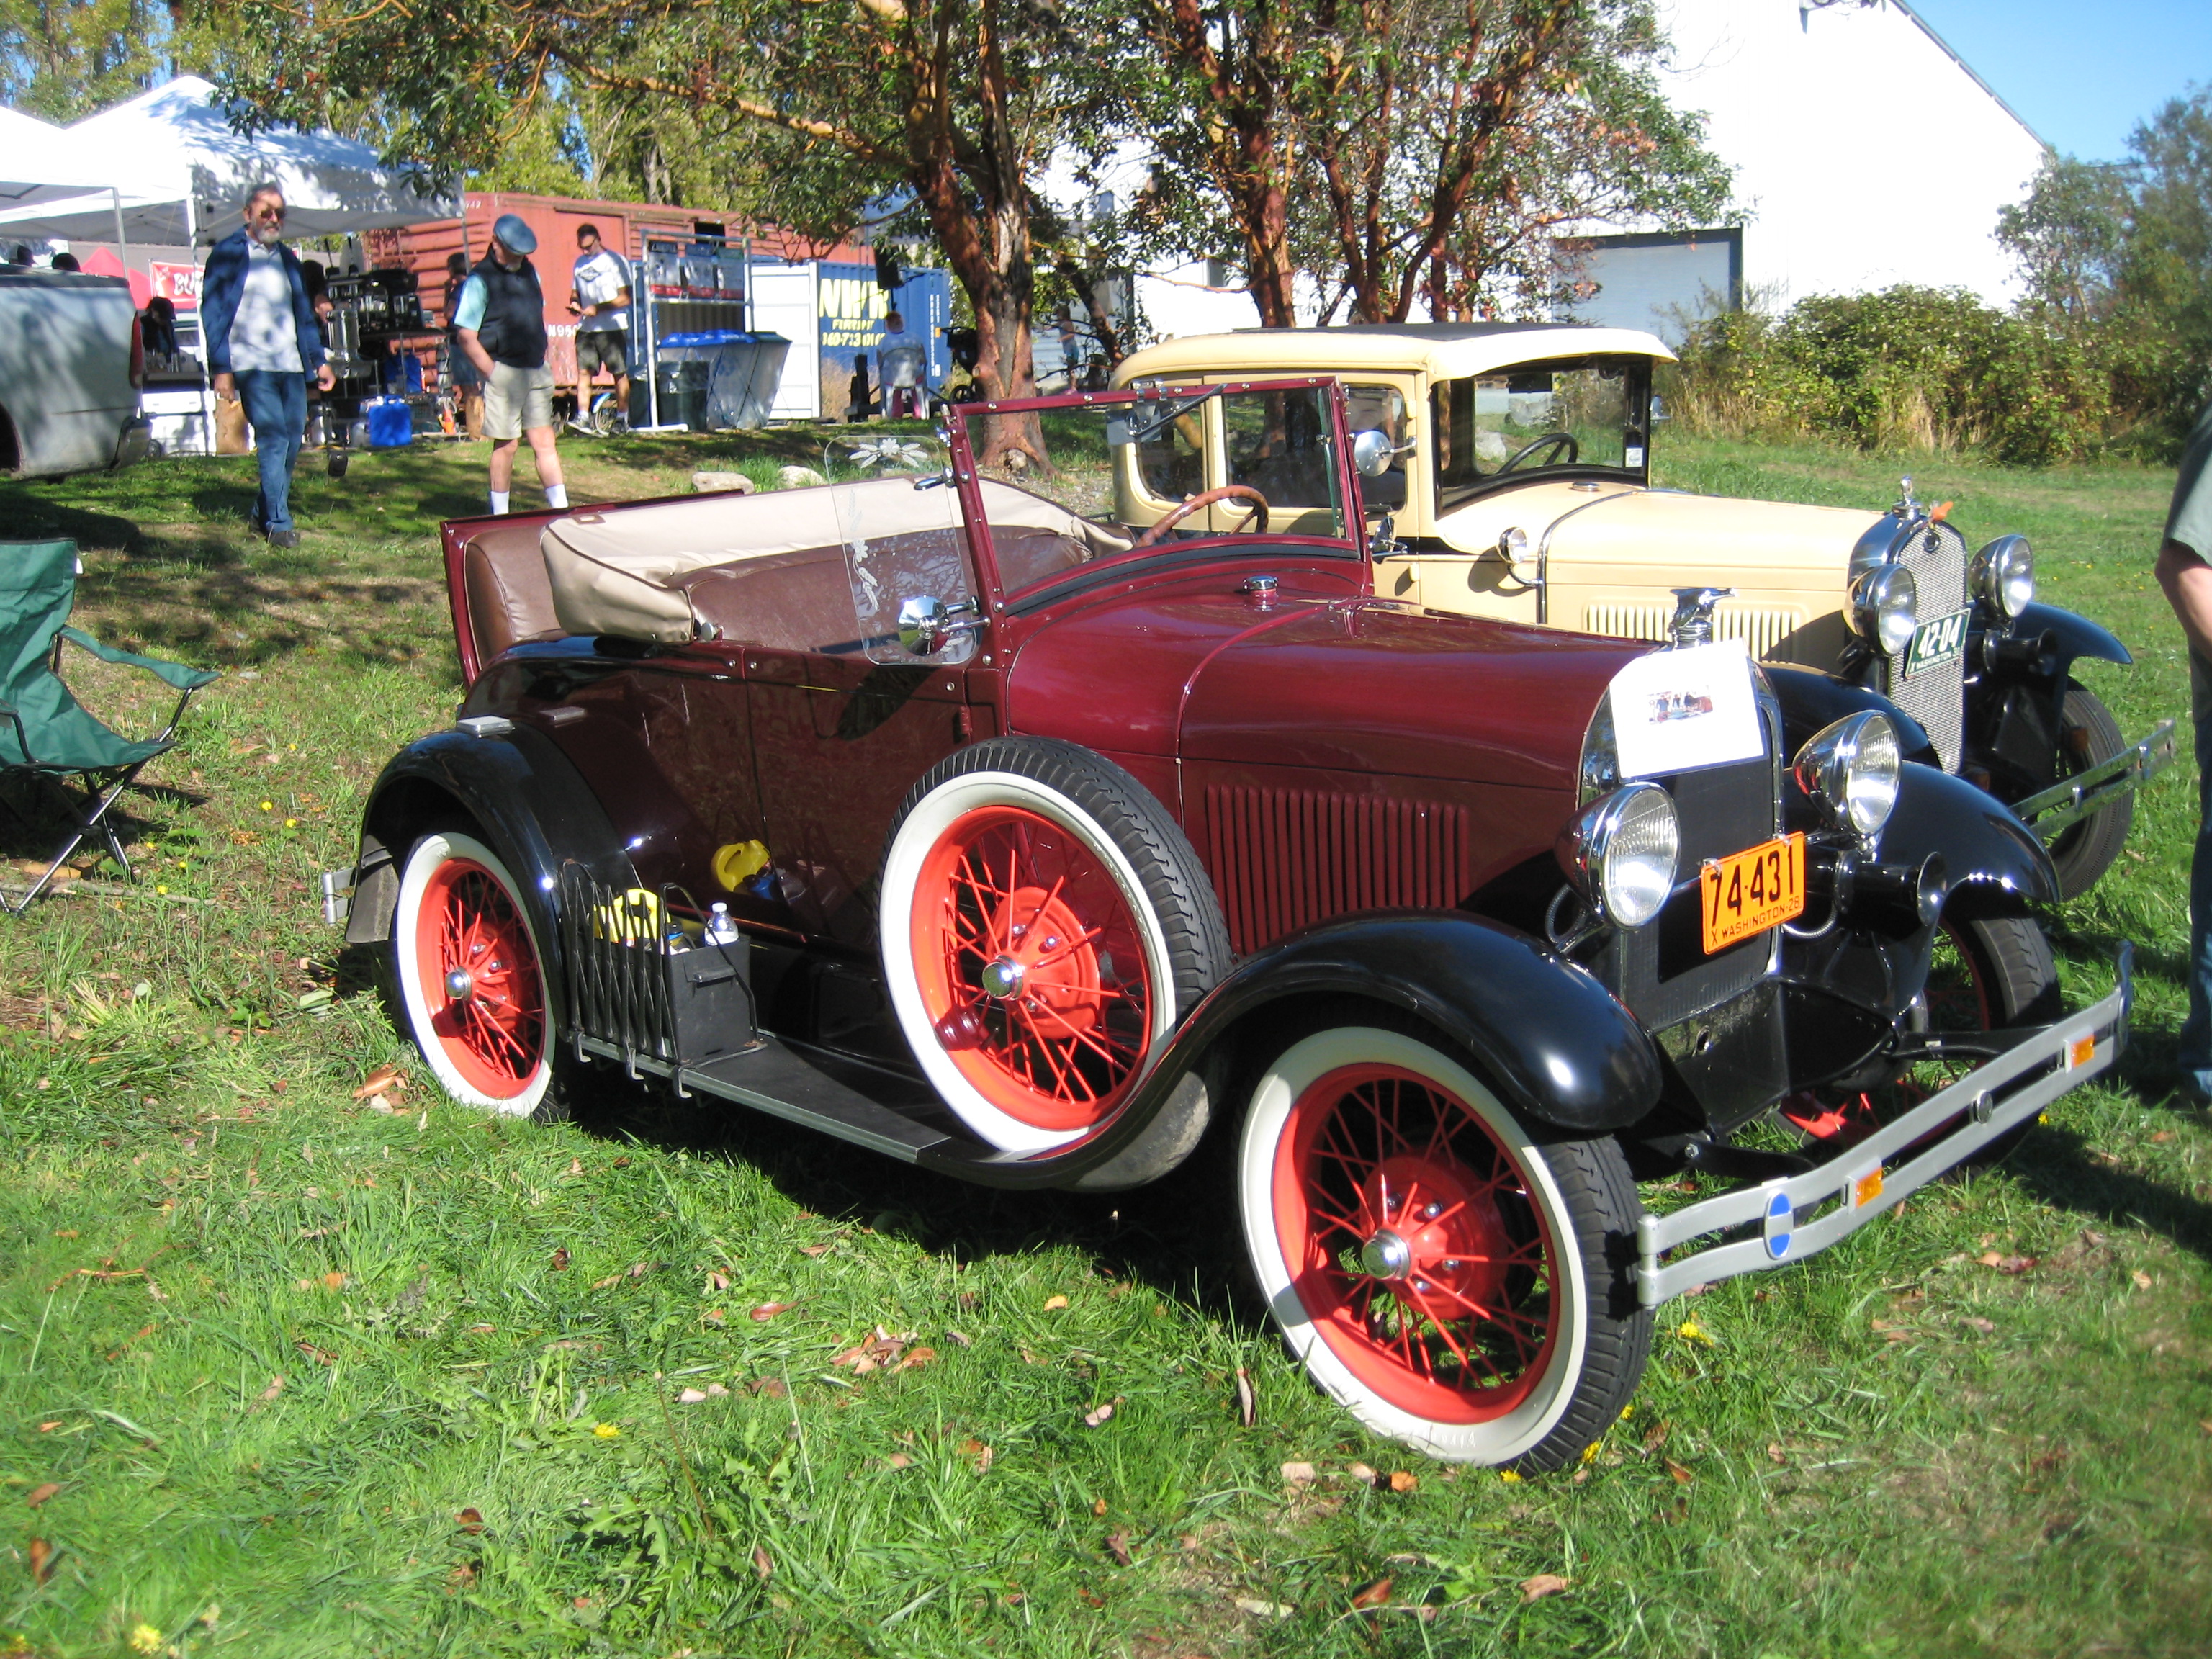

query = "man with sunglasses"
[202, 183, 334, 547]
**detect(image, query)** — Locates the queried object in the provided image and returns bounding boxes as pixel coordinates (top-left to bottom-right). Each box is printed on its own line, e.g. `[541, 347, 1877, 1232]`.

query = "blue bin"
[364, 398, 413, 449]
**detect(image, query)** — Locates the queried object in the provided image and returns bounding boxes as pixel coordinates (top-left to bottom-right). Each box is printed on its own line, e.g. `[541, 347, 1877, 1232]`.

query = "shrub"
[1665, 286, 2110, 467]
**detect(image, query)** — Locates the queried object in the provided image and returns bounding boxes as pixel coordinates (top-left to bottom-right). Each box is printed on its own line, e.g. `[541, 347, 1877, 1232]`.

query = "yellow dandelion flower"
[1498, 1469, 1521, 1483]
[156, 885, 168, 896]
[128, 1624, 163, 1655]
[593, 1422, 621, 1439]
[284, 818, 299, 828]
[258, 800, 273, 811]
[1677, 1318, 1714, 1346]
[1581, 1441, 1601, 1464]
[1620, 1403, 1635, 1419]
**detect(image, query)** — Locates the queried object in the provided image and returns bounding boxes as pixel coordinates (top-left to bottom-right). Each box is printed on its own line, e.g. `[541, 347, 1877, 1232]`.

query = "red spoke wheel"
[1240, 1024, 1650, 1469]
[882, 739, 1231, 1156]
[913, 805, 1154, 1133]
[392, 829, 555, 1116]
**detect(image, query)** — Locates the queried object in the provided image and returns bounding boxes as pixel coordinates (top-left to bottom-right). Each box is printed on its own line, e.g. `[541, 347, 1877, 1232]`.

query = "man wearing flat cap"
[452, 212, 567, 516]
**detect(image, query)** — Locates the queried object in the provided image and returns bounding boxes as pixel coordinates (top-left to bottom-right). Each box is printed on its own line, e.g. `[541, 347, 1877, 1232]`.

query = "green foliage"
[1997, 87, 2212, 454]
[0, 0, 202, 120]
[1668, 287, 2110, 467]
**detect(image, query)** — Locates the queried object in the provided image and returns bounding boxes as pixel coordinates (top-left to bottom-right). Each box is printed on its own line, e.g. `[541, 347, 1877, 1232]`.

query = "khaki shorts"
[483, 361, 555, 439]
[577, 330, 629, 379]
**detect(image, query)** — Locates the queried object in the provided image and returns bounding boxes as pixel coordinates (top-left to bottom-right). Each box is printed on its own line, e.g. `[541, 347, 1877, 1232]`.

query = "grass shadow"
[2003, 1119, 2212, 1265]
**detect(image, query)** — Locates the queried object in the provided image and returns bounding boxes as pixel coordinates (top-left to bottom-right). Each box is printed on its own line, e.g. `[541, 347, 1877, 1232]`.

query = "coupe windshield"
[1431, 355, 1650, 502]
[960, 384, 1346, 600]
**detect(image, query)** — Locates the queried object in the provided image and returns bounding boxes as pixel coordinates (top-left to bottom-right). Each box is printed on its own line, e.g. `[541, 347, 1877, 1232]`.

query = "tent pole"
[188, 192, 213, 457]
[110, 188, 128, 269]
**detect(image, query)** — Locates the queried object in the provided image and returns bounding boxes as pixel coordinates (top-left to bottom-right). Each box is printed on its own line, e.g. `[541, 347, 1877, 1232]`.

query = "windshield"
[959, 383, 1348, 601]
[1431, 356, 1650, 502]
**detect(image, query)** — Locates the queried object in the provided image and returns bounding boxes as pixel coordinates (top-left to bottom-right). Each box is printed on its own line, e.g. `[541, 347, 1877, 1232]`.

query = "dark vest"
[471, 254, 547, 369]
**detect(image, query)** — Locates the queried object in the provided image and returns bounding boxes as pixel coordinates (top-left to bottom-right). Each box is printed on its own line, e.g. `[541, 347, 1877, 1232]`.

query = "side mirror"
[895, 594, 982, 657]
[1351, 428, 1395, 479]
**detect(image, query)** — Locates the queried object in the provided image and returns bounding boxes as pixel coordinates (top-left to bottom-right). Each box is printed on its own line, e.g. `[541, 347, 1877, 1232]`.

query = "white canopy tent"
[0, 104, 130, 244]
[0, 76, 457, 247]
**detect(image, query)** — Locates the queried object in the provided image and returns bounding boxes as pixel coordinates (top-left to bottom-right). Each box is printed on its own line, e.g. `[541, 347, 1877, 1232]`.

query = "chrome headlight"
[1793, 711, 1901, 837]
[1846, 564, 1918, 657]
[1972, 534, 2033, 619]
[1556, 782, 1679, 928]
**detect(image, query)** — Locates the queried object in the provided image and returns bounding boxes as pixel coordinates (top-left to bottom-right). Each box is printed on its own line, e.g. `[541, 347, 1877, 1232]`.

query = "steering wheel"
[1497, 431, 1578, 474]
[1135, 485, 1272, 548]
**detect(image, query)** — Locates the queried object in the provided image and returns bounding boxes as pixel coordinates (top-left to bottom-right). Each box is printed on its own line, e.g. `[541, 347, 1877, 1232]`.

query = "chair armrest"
[56, 626, 220, 691]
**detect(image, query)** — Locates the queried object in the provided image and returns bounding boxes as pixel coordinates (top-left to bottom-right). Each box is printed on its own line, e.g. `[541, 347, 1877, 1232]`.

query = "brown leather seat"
[462, 521, 565, 663]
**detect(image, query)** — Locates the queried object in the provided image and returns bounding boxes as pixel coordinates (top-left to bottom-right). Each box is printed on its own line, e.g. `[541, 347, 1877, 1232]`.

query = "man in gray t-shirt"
[2152, 397, 2212, 1100]
[568, 222, 631, 432]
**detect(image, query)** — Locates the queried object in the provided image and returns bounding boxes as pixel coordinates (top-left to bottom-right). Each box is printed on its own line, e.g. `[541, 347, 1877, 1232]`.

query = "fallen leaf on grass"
[1350, 1576, 1393, 1609]
[1766, 1442, 1786, 1465]
[25, 1482, 60, 1509]
[1082, 1398, 1122, 1428]
[894, 1346, 936, 1372]
[1520, 1573, 1570, 1603]
[2152, 1130, 2173, 1144]
[1346, 1462, 1379, 1485]
[467, 1323, 495, 1335]
[1960, 1316, 1996, 1335]
[1043, 1294, 1069, 1310]
[704, 1270, 729, 1292]
[886, 1452, 912, 1469]
[749, 1377, 789, 1400]
[322, 1271, 346, 1291]
[1665, 1459, 1694, 1485]
[2132, 1270, 2153, 1290]
[944, 1328, 972, 1347]
[799, 1243, 833, 1258]
[1280, 1460, 1318, 1485]
[701, 1308, 727, 1326]
[27, 1538, 52, 1583]
[1105, 1528, 1132, 1567]
[678, 1388, 710, 1404]
[750, 1302, 796, 1322]
[550, 1247, 570, 1272]
[455, 1508, 485, 1533]
[351, 1066, 404, 1100]
[1870, 1319, 1912, 1343]
[752, 1545, 773, 1581]
[1234, 1598, 1293, 1619]
[258, 1375, 284, 1402]
[1389, 1470, 1419, 1493]
[1234, 1365, 1256, 1427]
[832, 1326, 917, 1372]
[591, 1274, 622, 1290]
[1092, 1497, 1109, 1516]
[565, 1158, 583, 1176]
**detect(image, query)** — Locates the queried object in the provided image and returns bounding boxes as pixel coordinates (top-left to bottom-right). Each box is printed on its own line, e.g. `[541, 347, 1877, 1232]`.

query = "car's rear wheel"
[2047, 683, 2133, 900]
[879, 738, 1231, 1153]
[391, 827, 564, 1120]
[1238, 1022, 1650, 1470]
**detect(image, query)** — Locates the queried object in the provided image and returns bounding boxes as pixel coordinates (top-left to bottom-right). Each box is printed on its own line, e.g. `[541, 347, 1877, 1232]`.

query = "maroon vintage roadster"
[337, 381, 2129, 1469]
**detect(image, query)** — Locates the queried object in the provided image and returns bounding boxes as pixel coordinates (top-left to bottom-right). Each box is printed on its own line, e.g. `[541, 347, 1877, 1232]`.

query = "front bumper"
[1635, 943, 2132, 1306]
[2011, 721, 2177, 837]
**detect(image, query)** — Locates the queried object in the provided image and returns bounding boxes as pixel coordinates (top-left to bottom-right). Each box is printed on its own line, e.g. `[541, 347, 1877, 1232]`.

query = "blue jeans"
[236, 369, 307, 534]
[2179, 651, 2212, 1097]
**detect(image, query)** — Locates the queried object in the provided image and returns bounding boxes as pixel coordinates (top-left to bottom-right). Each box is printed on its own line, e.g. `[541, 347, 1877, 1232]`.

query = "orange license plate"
[1699, 832, 1807, 953]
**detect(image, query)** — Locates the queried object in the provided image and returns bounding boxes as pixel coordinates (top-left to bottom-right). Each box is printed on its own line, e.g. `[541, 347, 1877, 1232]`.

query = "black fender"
[919, 909, 1665, 1191]
[1875, 762, 2056, 919]
[1766, 664, 1938, 768]
[2011, 601, 2131, 670]
[345, 723, 638, 1010]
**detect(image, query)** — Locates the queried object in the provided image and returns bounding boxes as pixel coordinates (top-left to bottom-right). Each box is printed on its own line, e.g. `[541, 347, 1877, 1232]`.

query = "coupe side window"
[1344, 384, 1408, 510]
[1432, 356, 1649, 500]
[1134, 397, 1205, 502]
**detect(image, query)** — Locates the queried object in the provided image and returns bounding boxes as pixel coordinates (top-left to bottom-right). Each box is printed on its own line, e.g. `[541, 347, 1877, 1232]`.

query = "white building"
[1130, 0, 2049, 346]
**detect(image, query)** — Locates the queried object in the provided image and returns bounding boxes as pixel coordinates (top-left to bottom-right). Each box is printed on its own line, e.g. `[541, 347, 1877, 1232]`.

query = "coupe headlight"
[1846, 563, 1919, 657]
[1555, 782, 1679, 929]
[1972, 534, 2034, 619]
[1792, 711, 1901, 837]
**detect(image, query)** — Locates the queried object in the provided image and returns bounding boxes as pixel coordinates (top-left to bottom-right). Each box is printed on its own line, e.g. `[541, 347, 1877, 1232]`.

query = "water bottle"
[703, 902, 741, 947]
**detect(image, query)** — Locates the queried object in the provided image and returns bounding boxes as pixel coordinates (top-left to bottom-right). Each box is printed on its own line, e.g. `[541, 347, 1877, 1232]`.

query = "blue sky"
[1905, 0, 2210, 159]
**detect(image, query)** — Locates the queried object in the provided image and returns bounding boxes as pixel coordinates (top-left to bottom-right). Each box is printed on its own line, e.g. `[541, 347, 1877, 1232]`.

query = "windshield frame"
[943, 377, 1367, 617]
[1427, 353, 1653, 513]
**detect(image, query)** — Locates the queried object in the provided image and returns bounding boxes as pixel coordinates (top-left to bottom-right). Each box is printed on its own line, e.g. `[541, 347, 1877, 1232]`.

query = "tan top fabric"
[540, 477, 1131, 644]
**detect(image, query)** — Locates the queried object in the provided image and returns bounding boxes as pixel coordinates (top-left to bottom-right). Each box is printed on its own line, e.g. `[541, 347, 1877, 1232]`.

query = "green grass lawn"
[0, 428, 2207, 1658]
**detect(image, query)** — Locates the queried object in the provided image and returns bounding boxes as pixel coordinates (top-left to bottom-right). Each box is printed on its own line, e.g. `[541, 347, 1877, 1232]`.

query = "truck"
[0, 266, 149, 479]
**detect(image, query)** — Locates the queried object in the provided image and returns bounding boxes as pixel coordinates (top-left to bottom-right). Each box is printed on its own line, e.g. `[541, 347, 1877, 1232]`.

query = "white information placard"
[1608, 640, 1763, 778]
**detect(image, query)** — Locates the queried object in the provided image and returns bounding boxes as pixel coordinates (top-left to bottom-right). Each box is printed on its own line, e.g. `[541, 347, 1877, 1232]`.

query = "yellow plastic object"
[594, 887, 662, 943]
[714, 840, 772, 892]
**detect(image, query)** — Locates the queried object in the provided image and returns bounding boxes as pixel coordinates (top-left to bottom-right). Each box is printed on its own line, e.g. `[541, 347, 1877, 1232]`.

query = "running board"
[2010, 719, 2177, 837]
[576, 1032, 964, 1163]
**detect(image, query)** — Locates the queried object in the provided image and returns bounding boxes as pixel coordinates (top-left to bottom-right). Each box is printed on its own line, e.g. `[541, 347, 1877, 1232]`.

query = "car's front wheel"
[390, 827, 566, 1120]
[2046, 683, 2134, 900]
[1238, 1022, 1650, 1470]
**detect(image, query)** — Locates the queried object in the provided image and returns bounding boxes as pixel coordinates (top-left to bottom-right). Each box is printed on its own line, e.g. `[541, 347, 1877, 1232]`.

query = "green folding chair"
[0, 539, 218, 913]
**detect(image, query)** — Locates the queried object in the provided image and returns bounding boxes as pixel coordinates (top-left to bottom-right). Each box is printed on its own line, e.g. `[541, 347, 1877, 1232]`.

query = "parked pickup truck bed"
[0, 267, 149, 478]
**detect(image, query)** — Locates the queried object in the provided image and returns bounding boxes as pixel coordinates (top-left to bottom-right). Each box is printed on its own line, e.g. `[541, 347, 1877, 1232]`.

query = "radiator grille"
[1583, 601, 1804, 662]
[1878, 519, 1968, 770]
[1204, 786, 1470, 956]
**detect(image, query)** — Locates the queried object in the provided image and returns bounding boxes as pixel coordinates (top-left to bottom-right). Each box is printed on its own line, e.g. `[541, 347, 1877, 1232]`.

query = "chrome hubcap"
[444, 967, 476, 1002]
[1359, 1229, 1412, 1280]
[979, 956, 1027, 1000]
